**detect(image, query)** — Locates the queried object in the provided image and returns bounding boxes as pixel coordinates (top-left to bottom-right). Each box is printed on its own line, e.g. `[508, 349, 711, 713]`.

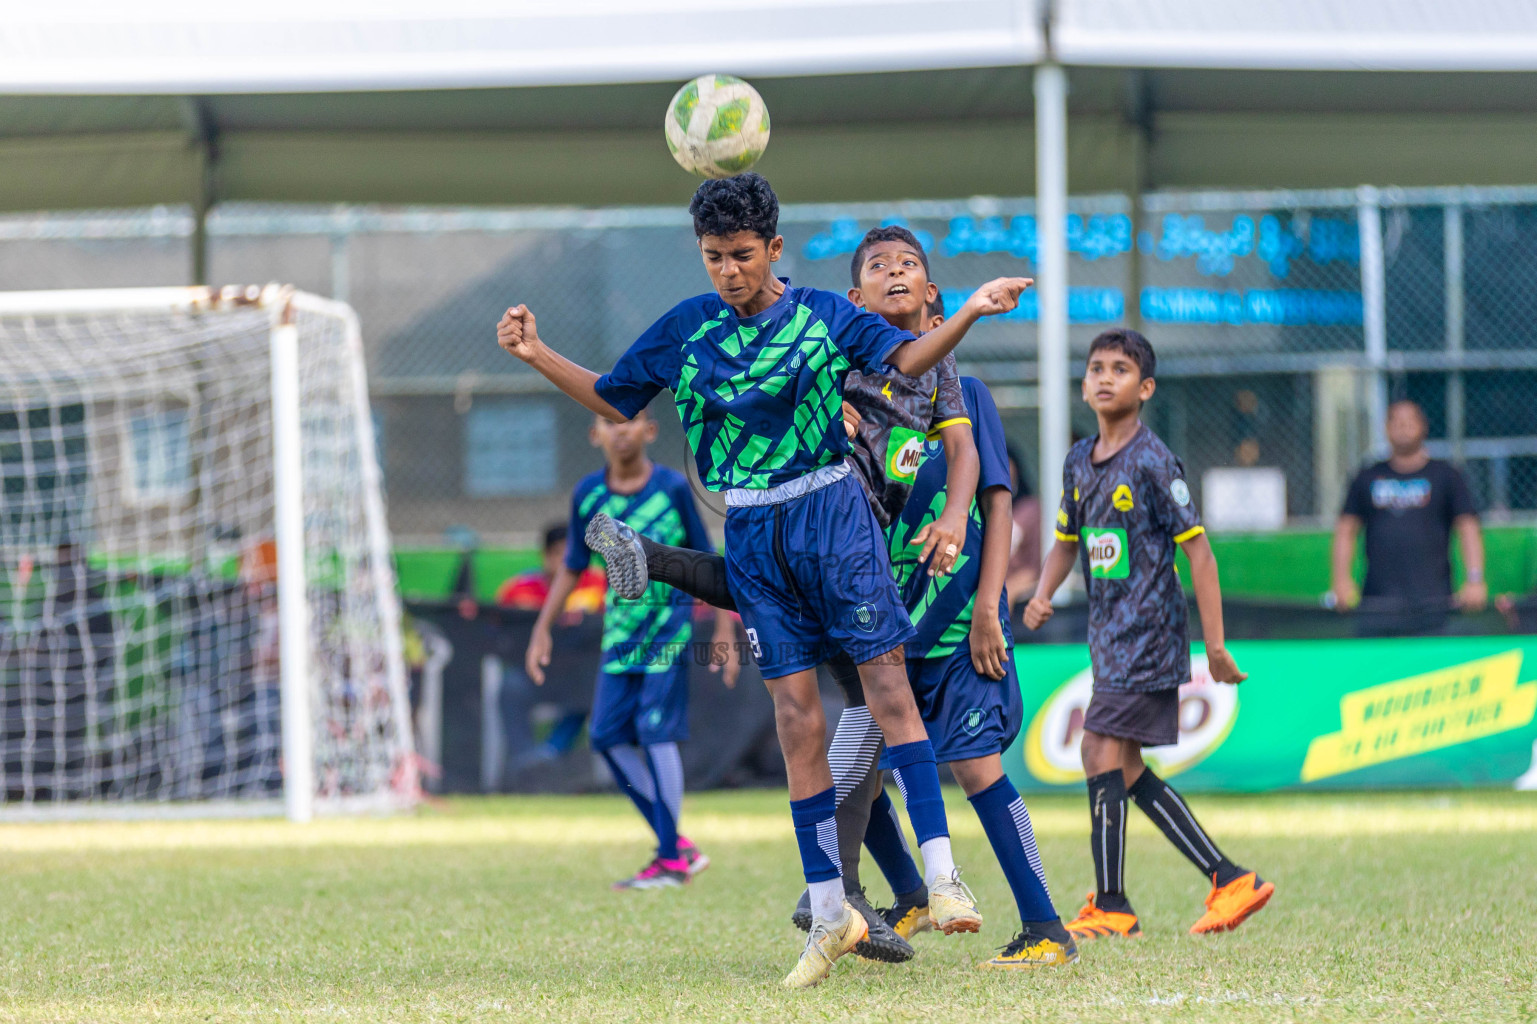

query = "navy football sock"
[790, 786, 842, 884]
[886, 739, 949, 846]
[644, 743, 683, 861]
[864, 784, 924, 898]
[600, 746, 659, 846]
[969, 775, 1059, 927]
[1086, 769, 1132, 913]
[1128, 768, 1244, 885]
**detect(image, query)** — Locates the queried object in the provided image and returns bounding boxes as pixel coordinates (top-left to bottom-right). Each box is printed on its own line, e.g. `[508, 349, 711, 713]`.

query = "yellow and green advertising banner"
[1005, 636, 1537, 792]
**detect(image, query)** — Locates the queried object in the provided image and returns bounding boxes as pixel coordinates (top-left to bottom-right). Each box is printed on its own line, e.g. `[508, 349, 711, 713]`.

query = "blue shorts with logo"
[882, 638, 1024, 765]
[588, 662, 690, 750]
[724, 473, 916, 679]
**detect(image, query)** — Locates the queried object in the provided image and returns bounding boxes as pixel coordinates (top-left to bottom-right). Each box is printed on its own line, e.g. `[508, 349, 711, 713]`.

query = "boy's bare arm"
[525, 566, 583, 684]
[498, 305, 629, 423]
[1180, 532, 1247, 684]
[1023, 539, 1078, 630]
[886, 278, 1032, 377]
[913, 421, 979, 577]
[969, 487, 1014, 680]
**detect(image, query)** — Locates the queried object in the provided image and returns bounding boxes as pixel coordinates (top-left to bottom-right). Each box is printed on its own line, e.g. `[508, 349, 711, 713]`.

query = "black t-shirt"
[1341, 458, 1476, 607]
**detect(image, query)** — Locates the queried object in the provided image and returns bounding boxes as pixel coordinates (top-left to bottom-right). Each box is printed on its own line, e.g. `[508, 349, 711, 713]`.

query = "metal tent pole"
[1035, 60, 1070, 570]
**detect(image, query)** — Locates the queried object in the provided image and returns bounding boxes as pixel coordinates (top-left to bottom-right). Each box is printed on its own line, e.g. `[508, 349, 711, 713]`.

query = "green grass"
[1, 790, 1535, 1023]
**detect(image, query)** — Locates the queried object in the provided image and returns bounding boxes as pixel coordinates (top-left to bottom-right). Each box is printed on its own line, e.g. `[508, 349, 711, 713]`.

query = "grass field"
[1, 789, 1534, 1023]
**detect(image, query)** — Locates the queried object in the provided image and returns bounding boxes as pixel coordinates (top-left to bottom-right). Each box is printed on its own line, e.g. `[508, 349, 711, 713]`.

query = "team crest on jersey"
[1111, 484, 1135, 512]
[1171, 479, 1191, 507]
[853, 602, 879, 632]
[961, 708, 986, 736]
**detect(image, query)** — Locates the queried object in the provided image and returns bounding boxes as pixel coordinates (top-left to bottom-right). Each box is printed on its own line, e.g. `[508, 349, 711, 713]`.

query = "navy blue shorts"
[883, 638, 1024, 765]
[588, 662, 690, 750]
[724, 473, 915, 679]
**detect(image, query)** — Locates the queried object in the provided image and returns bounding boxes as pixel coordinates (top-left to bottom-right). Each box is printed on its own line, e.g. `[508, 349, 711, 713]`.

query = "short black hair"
[849, 226, 930, 288]
[1087, 328, 1157, 379]
[690, 172, 779, 241]
[927, 287, 946, 321]
[542, 523, 568, 553]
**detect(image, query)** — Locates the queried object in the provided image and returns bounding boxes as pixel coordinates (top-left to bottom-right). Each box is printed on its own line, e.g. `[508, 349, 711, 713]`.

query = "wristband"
[1466, 569, 1484, 583]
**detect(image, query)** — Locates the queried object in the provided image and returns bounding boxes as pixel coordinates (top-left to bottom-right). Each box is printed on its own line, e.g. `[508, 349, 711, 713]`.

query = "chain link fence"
[3, 186, 1536, 544]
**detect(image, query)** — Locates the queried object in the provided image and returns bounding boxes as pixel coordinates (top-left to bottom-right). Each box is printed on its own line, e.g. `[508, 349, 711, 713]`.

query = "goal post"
[0, 285, 416, 820]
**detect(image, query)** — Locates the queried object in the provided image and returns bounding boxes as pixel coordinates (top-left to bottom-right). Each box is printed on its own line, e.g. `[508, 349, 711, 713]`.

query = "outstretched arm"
[886, 278, 1033, 377]
[1181, 532, 1247, 684]
[498, 305, 628, 422]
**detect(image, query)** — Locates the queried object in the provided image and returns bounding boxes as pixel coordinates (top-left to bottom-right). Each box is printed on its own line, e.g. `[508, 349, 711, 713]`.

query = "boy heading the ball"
[497, 173, 1030, 988]
[1024, 328, 1274, 940]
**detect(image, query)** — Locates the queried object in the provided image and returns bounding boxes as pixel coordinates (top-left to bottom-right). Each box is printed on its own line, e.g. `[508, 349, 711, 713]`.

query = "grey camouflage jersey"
[1058, 425, 1205, 693]
[843, 352, 969, 527]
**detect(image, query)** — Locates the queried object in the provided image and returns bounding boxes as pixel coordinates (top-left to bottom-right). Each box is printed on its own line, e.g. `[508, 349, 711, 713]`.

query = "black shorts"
[1083, 687, 1179, 746]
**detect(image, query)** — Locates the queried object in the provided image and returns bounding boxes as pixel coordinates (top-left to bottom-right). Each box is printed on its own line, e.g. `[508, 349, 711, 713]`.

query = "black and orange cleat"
[1065, 892, 1142, 941]
[1190, 871, 1274, 935]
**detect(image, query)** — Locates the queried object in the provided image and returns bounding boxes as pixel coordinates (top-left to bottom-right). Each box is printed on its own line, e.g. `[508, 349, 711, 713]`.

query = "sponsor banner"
[1006, 636, 1537, 792]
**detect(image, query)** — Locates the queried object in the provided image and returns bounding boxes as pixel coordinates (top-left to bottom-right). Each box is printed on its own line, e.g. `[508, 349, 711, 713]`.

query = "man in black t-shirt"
[1332, 400, 1486, 637]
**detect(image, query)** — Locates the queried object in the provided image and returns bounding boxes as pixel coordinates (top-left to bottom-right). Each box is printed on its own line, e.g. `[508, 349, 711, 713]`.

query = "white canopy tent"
[4, 0, 1536, 549]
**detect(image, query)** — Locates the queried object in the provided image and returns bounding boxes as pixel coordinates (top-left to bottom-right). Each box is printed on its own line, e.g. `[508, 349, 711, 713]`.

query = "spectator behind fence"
[1330, 400, 1487, 637]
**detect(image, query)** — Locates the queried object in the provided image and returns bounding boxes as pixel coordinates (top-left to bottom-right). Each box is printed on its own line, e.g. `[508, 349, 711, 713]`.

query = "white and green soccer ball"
[664, 74, 771, 179]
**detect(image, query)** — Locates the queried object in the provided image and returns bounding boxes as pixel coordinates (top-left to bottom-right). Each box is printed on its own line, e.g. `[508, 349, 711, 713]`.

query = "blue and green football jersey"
[888, 378, 1013, 660]
[594, 280, 914, 490]
[566, 464, 713, 673]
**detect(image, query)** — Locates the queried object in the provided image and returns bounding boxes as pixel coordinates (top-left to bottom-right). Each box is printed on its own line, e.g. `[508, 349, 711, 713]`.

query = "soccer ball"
[664, 74, 771, 178]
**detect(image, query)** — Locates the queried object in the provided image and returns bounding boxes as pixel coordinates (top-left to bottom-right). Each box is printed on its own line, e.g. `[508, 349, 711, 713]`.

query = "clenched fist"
[1022, 594, 1054, 631]
[497, 305, 542, 362]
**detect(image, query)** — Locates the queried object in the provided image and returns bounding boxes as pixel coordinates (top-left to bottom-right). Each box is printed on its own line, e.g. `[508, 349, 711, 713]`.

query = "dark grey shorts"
[1083, 687, 1180, 746]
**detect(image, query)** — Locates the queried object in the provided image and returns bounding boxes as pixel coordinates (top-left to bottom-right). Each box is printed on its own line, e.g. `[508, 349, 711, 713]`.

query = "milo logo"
[885, 427, 927, 482]
[1022, 656, 1239, 785]
[1083, 527, 1128, 579]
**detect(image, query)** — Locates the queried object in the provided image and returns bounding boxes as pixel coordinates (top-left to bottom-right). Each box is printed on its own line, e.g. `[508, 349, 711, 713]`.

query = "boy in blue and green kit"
[497, 173, 1029, 987]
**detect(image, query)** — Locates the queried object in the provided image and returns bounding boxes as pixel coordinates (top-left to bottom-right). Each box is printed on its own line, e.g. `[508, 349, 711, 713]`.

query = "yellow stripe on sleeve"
[1055, 530, 1079, 542]
[925, 416, 972, 439]
[1173, 525, 1206, 544]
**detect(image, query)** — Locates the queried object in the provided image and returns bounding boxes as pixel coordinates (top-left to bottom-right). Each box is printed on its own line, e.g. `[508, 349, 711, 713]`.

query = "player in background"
[587, 227, 984, 962]
[1024, 329, 1274, 940]
[525, 409, 739, 890]
[498, 172, 1030, 987]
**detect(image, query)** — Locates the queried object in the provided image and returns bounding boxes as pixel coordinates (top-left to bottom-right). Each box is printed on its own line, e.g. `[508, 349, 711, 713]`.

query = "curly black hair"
[849, 225, 930, 288]
[1088, 327, 1157, 379]
[689, 172, 779, 240]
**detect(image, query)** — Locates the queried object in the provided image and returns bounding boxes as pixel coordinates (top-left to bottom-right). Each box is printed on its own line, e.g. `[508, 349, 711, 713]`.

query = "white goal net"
[0, 286, 415, 819]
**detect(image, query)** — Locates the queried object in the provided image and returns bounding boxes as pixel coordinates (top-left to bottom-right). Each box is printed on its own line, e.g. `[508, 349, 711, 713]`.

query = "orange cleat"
[1190, 871, 1274, 935]
[1065, 893, 1142, 941]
